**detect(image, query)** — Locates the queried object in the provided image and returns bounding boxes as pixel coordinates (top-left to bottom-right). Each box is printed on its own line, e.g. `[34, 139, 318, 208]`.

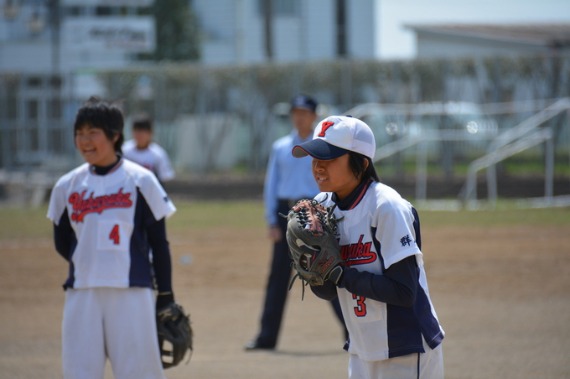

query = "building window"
[47, 98, 61, 119]
[258, 0, 299, 17]
[49, 76, 61, 89]
[29, 127, 39, 151]
[49, 128, 65, 152]
[64, 6, 83, 16]
[27, 76, 42, 88]
[27, 99, 39, 120]
[5, 81, 18, 120]
[95, 6, 113, 16]
[6, 96, 17, 119]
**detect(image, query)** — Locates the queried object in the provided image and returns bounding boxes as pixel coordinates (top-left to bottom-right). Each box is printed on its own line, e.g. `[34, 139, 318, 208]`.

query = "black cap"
[290, 94, 318, 113]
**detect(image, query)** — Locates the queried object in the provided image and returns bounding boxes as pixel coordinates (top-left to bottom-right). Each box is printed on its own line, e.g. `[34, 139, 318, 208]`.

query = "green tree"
[146, 0, 200, 61]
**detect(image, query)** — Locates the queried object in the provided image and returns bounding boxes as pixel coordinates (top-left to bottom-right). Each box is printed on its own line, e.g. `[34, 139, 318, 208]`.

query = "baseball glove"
[285, 198, 344, 291]
[156, 303, 193, 369]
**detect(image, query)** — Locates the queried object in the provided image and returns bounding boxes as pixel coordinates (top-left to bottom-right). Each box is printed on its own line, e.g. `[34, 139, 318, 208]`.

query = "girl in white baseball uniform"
[292, 115, 444, 379]
[47, 97, 176, 379]
[122, 113, 175, 184]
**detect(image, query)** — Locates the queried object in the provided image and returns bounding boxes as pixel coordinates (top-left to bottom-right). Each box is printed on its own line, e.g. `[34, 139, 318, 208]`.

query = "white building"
[3, 0, 568, 71]
[0, 0, 380, 171]
[0, 0, 155, 74]
[0, 0, 380, 73]
[405, 23, 570, 59]
[193, 0, 377, 65]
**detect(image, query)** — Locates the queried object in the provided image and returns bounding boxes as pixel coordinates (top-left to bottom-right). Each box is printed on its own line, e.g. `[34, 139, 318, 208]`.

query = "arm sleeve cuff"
[339, 255, 419, 307]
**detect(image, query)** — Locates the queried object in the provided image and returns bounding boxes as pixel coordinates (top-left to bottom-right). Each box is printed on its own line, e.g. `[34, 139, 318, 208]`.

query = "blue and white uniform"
[291, 114, 444, 377]
[47, 158, 175, 379]
[313, 179, 444, 378]
[123, 139, 175, 182]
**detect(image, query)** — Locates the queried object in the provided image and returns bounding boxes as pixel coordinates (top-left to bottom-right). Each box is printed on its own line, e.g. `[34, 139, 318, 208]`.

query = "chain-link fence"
[1, 54, 569, 204]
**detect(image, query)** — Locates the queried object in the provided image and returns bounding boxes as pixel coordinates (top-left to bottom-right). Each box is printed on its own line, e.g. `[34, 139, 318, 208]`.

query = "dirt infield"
[0, 202, 569, 379]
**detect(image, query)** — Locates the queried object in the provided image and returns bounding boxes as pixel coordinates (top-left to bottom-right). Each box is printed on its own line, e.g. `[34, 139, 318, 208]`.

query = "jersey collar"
[332, 178, 374, 211]
[90, 155, 123, 175]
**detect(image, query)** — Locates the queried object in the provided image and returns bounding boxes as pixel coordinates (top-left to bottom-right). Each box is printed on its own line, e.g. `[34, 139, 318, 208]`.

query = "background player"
[292, 115, 445, 378]
[245, 94, 348, 351]
[47, 97, 177, 379]
[122, 113, 175, 183]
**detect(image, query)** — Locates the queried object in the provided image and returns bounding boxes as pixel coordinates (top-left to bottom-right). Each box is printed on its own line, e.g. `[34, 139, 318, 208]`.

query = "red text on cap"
[318, 121, 335, 137]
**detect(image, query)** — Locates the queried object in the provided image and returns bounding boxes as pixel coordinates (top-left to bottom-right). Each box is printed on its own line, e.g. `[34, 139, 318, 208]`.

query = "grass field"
[0, 199, 569, 379]
[2, 199, 569, 238]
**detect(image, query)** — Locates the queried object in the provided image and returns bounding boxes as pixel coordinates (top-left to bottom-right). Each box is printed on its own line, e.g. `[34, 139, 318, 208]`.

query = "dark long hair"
[348, 152, 379, 182]
[74, 96, 124, 153]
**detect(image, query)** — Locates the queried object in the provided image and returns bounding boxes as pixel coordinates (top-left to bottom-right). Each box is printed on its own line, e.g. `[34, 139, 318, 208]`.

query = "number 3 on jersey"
[352, 294, 367, 317]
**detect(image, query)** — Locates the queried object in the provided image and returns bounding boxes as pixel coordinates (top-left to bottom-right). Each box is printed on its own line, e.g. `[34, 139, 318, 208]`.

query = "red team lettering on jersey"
[340, 234, 377, 266]
[68, 188, 133, 222]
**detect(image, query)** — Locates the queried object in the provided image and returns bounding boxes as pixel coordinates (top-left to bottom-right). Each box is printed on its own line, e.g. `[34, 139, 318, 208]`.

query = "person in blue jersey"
[245, 95, 348, 351]
[291, 115, 444, 378]
[47, 97, 176, 379]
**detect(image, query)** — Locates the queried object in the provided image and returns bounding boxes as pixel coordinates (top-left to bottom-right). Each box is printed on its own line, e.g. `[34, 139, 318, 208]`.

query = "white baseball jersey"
[122, 140, 175, 182]
[316, 180, 444, 362]
[47, 159, 176, 289]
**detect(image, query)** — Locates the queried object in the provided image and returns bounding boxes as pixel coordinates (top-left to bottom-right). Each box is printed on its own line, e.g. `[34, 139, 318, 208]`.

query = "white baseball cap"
[292, 115, 376, 160]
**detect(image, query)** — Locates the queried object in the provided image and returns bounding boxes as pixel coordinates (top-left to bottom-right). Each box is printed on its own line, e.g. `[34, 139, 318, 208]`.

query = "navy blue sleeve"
[338, 255, 418, 307]
[53, 210, 76, 262]
[142, 199, 174, 296]
[310, 279, 338, 300]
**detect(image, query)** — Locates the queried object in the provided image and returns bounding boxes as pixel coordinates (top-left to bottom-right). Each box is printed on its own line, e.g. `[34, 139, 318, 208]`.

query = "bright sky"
[377, 0, 570, 59]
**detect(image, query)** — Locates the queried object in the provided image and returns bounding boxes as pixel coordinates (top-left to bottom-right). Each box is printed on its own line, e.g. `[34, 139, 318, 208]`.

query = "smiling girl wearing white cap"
[292, 115, 445, 379]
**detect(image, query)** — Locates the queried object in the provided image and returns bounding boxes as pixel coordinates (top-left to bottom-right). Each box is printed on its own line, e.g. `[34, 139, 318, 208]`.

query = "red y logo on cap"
[318, 121, 335, 137]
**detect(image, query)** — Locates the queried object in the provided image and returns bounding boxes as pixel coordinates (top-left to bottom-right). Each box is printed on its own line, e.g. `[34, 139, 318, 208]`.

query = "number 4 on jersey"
[109, 224, 120, 245]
